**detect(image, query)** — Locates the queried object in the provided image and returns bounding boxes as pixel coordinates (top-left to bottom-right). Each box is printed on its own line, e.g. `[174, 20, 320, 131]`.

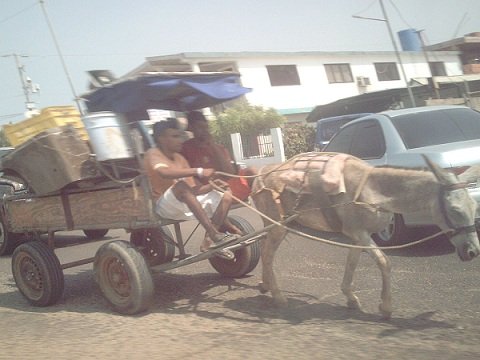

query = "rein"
[208, 177, 452, 251]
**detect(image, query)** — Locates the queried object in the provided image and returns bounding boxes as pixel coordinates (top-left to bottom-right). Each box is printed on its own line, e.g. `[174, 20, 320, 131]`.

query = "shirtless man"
[144, 118, 239, 259]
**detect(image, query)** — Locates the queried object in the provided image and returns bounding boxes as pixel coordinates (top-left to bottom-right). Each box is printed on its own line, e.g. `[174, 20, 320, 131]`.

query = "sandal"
[209, 232, 241, 249]
[215, 248, 235, 260]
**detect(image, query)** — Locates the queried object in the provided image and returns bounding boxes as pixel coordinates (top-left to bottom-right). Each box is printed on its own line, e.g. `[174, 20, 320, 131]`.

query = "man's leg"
[170, 181, 220, 241]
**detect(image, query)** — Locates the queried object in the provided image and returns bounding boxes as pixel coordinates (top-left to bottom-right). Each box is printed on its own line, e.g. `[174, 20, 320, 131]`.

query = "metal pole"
[2, 53, 38, 114]
[39, 0, 84, 115]
[379, 0, 416, 107]
[417, 29, 440, 99]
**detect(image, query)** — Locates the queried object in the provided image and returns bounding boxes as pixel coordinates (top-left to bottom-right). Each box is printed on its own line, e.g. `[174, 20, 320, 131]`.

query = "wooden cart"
[2, 71, 263, 314]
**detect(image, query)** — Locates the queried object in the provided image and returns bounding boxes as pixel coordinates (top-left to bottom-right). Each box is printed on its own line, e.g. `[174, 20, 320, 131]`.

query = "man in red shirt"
[181, 111, 254, 203]
[144, 118, 239, 259]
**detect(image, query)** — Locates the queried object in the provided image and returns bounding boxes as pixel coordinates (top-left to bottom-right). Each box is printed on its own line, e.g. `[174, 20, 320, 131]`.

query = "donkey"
[251, 152, 480, 319]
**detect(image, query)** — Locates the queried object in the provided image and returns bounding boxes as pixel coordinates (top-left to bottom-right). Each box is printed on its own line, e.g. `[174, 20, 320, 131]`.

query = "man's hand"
[202, 168, 216, 178]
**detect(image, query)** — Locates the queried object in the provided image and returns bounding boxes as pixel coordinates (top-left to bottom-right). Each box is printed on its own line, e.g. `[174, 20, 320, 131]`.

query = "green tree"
[211, 103, 285, 150]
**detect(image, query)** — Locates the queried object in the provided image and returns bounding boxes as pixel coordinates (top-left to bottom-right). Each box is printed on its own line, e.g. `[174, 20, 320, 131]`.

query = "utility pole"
[353, 0, 416, 107]
[2, 53, 40, 117]
[39, 0, 84, 115]
[378, 0, 416, 107]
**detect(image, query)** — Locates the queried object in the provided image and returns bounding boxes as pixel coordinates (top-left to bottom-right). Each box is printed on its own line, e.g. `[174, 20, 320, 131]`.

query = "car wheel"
[372, 213, 407, 246]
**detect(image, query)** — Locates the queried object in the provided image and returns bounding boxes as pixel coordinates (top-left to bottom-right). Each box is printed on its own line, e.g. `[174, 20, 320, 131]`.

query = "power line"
[0, 2, 38, 25]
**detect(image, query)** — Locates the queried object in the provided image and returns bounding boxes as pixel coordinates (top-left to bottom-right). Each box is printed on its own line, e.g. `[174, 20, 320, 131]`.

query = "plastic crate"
[3, 106, 88, 146]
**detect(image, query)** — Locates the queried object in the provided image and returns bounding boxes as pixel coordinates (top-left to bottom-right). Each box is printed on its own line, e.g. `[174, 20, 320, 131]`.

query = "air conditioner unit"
[356, 76, 371, 87]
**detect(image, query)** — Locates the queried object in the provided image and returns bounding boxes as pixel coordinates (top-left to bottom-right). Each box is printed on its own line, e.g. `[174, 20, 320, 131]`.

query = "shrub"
[282, 124, 316, 159]
[211, 103, 285, 150]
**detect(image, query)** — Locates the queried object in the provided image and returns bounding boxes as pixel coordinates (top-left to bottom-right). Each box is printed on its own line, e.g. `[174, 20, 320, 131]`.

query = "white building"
[124, 50, 463, 123]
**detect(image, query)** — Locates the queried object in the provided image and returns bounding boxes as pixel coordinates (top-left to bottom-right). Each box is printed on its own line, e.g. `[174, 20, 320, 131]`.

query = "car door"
[324, 118, 387, 166]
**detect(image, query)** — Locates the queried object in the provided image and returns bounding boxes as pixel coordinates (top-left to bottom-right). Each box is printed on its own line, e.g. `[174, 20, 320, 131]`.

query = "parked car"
[323, 105, 480, 245]
[314, 113, 372, 150]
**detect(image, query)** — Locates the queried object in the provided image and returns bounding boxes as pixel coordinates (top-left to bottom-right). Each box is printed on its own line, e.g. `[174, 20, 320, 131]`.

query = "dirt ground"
[1, 225, 479, 360]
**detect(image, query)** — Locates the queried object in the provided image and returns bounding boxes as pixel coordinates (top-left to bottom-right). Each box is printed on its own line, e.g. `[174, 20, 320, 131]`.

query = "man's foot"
[200, 232, 240, 253]
[209, 232, 241, 249]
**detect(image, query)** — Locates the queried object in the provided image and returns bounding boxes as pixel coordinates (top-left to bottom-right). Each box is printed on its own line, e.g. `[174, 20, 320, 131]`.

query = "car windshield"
[391, 108, 480, 149]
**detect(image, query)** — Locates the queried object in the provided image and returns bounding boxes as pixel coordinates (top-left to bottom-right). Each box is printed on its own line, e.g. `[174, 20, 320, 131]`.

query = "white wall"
[234, 52, 462, 113]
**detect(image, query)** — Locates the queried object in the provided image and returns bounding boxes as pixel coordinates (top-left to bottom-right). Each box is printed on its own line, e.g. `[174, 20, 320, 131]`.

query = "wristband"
[196, 167, 204, 178]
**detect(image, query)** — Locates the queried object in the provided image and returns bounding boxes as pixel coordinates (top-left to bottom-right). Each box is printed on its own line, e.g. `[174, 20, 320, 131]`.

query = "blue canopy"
[82, 72, 252, 121]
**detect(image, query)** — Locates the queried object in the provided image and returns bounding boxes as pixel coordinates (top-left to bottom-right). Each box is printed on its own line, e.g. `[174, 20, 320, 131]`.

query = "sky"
[1, 0, 479, 124]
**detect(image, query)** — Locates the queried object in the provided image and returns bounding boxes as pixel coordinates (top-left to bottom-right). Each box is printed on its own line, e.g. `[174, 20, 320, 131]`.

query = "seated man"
[181, 111, 256, 202]
[144, 118, 239, 259]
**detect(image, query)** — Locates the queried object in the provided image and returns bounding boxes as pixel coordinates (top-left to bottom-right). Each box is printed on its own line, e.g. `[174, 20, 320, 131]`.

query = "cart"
[1, 72, 270, 314]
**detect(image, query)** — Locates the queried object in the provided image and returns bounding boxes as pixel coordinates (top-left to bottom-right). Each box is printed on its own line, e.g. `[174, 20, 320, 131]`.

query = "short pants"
[155, 187, 223, 221]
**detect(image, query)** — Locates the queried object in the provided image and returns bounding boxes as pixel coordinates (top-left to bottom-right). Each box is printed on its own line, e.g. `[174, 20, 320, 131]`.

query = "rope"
[208, 179, 453, 251]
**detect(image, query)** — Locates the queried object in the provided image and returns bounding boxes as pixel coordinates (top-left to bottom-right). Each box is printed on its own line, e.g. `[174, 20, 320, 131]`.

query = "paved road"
[1, 208, 479, 359]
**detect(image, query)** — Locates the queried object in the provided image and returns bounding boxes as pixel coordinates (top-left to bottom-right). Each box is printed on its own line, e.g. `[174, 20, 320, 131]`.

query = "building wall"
[232, 52, 462, 117]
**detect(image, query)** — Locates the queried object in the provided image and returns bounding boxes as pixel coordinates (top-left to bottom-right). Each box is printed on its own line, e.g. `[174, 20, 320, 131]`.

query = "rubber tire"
[209, 215, 261, 278]
[12, 241, 64, 306]
[130, 227, 175, 266]
[83, 229, 109, 239]
[94, 240, 154, 315]
[0, 216, 21, 256]
[372, 213, 407, 246]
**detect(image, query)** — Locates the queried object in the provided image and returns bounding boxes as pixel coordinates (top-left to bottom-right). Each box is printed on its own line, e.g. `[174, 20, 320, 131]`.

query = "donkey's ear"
[422, 154, 452, 184]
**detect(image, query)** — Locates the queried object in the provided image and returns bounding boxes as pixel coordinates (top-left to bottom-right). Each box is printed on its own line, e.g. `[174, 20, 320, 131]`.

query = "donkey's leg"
[341, 247, 363, 311]
[259, 226, 288, 306]
[365, 240, 392, 319]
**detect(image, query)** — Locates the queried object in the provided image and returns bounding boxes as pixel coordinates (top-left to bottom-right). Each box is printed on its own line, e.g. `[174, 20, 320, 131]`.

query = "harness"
[438, 182, 477, 237]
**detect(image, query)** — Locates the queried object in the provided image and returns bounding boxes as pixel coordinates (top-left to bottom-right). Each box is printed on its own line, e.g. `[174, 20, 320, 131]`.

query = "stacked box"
[3, 106, 88, 146]
[1, 126, 99, 195]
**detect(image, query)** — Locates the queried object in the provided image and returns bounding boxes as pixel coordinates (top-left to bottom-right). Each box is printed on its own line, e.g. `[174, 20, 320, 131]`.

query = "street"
[0, 207, 479, 360]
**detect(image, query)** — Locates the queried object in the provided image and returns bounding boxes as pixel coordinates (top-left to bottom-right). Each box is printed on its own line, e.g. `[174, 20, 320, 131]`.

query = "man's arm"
[209, 143, 236, 174]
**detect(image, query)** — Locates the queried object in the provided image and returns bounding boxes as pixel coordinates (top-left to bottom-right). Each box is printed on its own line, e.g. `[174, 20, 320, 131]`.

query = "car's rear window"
[391, 108, 480, 149]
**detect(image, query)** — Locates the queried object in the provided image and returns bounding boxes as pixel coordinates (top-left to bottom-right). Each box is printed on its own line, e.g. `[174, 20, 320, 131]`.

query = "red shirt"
[181, 138, 251, 201]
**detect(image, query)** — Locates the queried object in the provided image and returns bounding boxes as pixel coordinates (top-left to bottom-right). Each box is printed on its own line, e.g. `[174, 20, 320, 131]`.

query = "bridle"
[438, 182, 477, 237]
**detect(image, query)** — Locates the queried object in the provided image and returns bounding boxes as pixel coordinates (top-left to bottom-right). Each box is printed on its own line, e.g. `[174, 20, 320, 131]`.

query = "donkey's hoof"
[258, 282, 269, 294]
[273, 296, 288, 308]
[379, 304, 392, 320]
[347, 299, 362, 310]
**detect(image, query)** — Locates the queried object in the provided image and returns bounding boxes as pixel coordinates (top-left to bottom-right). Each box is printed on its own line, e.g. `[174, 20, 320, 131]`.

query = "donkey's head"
[424, 155, 480, 261]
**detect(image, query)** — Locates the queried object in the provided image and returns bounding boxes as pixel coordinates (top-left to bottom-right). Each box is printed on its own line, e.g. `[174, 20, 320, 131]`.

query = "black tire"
[372, 213, 407, 246]
[94, 240, 154, 315]
[130, 227, 175, 266]
[83, 229, 109, 239]
[12, 241, 64, 306]
[0, 216, 22, 256]
[209, 215, 261, 278]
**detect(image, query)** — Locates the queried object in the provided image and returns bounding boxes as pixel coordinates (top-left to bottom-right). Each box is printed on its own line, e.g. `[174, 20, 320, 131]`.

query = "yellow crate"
[3, 106, 88, 146]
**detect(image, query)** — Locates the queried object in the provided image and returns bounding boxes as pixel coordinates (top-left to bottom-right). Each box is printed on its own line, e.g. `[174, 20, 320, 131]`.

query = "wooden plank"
[5, 185, 154, 233]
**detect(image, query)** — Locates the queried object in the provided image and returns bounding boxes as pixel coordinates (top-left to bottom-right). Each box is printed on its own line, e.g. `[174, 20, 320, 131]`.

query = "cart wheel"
[0, 216, 22, 256]
[130, 227, 175, 266]
[209, 215, 261, 278]
[12, 241, 64, 306]
[94, 240, 154, 315]
[83, 229, 109, 239]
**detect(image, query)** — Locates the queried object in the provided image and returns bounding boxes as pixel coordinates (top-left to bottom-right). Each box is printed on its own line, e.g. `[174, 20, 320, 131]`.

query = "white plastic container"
[82, 112, 134, 161]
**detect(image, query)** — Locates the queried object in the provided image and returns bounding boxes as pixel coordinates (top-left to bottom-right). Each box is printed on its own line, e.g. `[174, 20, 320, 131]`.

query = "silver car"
[323, 105, 480, 245]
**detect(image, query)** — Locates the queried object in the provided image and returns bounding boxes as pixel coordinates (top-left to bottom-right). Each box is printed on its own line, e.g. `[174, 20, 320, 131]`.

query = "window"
[324, 63, 353, 83]
[428, 62, 447, 76]
[266, 65, 300, 86]
[325, 119, 385, 159]
[374, 62, 400, 81]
